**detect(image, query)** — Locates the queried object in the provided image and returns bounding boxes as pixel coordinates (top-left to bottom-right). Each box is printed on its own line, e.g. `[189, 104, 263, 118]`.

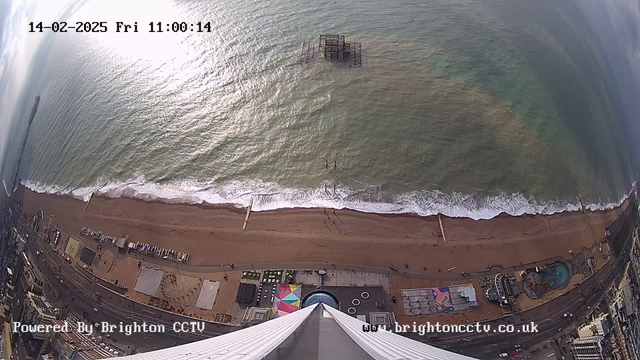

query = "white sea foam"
[20, 177, 628, 220]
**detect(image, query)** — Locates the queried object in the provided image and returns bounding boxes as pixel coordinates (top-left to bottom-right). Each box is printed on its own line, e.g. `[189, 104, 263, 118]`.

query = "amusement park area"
[480, 246, 599, 309]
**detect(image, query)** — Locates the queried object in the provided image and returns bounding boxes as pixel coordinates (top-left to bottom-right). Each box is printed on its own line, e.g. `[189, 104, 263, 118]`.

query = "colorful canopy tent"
[270, 284, 302, 319]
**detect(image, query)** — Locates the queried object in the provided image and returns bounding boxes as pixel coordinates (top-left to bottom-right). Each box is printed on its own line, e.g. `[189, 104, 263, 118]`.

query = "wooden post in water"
[299, 41, 307, 64]
[438, 214, 447, 242]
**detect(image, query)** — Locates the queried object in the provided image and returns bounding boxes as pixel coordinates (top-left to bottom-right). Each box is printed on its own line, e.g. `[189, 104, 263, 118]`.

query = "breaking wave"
[21, 176, 628, 220]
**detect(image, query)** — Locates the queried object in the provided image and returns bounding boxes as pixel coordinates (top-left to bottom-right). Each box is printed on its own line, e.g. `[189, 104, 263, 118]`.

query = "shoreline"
[19, 178, 630, 221]
[14, 184, 628, 274]
[16, 181, 628, 223]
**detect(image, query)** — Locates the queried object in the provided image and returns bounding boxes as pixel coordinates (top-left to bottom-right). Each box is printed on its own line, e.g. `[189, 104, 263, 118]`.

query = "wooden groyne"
[83, 192, 95, 213]
[242, 197, 253, 230]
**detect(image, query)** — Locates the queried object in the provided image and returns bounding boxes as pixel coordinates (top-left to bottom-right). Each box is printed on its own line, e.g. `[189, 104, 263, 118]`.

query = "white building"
[571, 336, 605, 360]
[577, 313, 609, 338]
[111, 303, 476, 360]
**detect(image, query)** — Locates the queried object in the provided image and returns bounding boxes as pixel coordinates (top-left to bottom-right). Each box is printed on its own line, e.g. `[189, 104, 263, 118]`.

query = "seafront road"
[19, 221, 237, 354]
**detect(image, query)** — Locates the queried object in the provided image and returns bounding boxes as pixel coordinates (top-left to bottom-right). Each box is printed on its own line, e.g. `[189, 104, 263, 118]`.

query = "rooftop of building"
[51, 320, 117, 359]
[26, 292, 55, 318]
[572, 335, 605, 345]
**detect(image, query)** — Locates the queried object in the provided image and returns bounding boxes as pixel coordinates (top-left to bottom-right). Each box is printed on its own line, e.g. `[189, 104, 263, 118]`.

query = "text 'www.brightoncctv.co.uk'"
[362, 322, 539, 336]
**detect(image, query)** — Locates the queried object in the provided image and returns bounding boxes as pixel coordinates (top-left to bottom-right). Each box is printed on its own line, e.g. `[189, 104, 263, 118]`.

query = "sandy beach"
[15, 185, 626, 275]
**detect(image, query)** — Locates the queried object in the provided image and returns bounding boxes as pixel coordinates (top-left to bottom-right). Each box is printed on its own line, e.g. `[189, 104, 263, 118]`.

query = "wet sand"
[16, 185, 626, 274]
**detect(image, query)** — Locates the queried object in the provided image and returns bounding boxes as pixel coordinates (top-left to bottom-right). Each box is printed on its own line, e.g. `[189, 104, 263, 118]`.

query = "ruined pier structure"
[300, 34, 361, 68]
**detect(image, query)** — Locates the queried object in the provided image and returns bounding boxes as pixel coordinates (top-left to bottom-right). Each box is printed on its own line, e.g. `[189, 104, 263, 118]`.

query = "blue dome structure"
[302, 291, 339, 309]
